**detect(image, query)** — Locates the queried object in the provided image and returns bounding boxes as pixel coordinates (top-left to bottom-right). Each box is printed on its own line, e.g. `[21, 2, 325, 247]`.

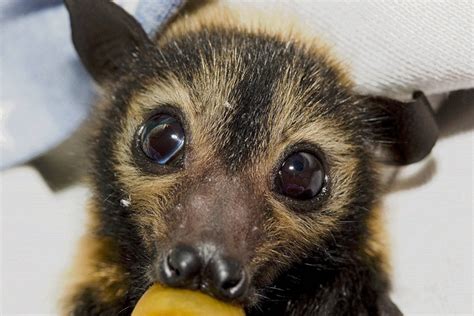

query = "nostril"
[222, 276, 240, 291]
[221, 270, 247, 298]
[160, 244, 201, 287]
[210, 257, 249, 300]
[166, 255, 181, 277]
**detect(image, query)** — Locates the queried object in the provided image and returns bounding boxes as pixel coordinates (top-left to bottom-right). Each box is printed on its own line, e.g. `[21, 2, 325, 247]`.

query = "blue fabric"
[0, 0, 63, 22]
[135, 0, 184, 36]
[0, 0, 185, 170]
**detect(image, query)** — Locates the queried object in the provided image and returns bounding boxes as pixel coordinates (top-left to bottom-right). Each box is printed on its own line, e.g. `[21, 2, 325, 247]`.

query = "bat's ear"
[64, 0, 152, 84]
[363, 92, 439, 165]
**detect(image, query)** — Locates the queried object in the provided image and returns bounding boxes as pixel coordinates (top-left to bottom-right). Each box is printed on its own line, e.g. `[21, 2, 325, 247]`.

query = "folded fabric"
[223, 0, 474, 98]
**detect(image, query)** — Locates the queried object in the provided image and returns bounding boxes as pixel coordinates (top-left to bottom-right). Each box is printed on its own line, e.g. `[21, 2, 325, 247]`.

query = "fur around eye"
[139, 114, 185, 165]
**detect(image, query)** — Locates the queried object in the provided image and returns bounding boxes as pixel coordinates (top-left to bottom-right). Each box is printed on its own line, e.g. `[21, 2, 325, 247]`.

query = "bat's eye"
[140, 114, 185, 165]
[275, 152, 325, 200]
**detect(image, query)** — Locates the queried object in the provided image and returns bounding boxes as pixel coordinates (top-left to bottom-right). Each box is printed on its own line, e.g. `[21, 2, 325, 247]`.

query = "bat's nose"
[159, 243, 249, 301]
[208, 254, 249, 300]
[160, 244, 202, 288]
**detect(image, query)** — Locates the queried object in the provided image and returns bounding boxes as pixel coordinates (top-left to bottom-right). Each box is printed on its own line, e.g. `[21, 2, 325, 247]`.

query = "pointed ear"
[64, 0, 152, 83]
[363, 91, 439, 166]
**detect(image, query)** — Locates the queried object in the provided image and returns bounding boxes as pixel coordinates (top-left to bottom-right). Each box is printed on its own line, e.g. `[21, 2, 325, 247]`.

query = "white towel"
[224, 0, 474, 99]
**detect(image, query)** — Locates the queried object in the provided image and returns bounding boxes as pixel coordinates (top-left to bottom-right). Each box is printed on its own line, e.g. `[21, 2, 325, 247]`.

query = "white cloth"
[224, 0, 474, 99]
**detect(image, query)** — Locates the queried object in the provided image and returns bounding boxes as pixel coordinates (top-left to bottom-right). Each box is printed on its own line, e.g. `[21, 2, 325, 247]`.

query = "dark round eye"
[275, 152, 325, 200]
[140, 114, 185, 165]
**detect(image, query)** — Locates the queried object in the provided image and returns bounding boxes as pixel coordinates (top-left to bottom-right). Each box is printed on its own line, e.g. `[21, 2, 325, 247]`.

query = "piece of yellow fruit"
[132, 284, 245, 316]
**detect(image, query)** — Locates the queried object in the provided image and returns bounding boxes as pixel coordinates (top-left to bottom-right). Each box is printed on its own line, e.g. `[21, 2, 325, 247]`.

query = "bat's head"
[66, 0, 437, 308]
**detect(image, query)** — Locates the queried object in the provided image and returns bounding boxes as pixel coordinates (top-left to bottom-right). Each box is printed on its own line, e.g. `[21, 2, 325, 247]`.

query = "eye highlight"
[275, 152, 325, 200]
[139, 114, 185, 165]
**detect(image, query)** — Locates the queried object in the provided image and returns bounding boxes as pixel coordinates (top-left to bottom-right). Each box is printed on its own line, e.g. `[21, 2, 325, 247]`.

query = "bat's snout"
[158, 243, 250, 302]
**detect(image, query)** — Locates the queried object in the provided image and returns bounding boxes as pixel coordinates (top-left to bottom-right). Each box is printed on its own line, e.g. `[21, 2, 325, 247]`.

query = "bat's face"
[66, 0, 438, 309]
[98, 29, 375, 305]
